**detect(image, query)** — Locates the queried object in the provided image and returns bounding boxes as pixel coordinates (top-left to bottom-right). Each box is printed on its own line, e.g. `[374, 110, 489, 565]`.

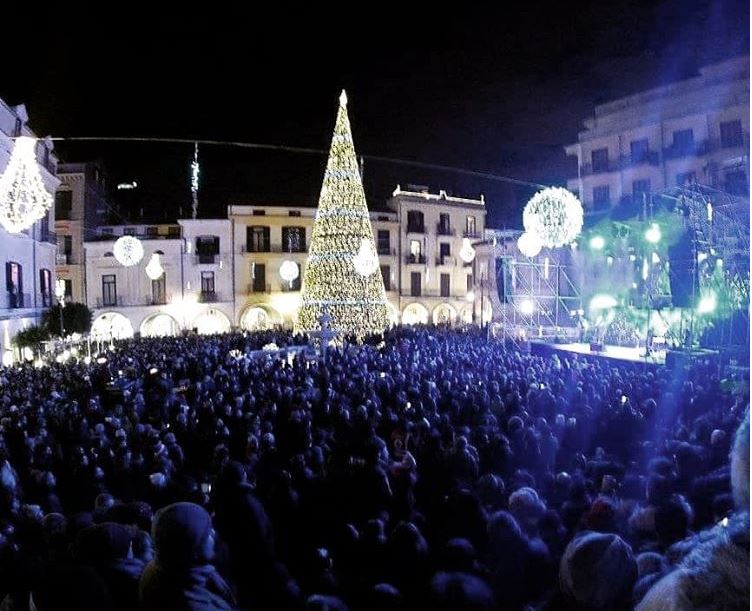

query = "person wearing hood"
[139, 502, 237, 611]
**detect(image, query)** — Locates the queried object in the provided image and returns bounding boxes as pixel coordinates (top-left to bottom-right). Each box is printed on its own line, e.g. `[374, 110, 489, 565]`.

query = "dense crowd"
[0, 327, 748, 610]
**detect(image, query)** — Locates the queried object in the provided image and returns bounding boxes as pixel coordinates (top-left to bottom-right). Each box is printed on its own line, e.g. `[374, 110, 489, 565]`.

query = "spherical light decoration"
[279, 259, 300, 283]
[113, 235, 144, 266]
[0, 137, 53, 234]
[517, 232, 542, 257]
[145, 253, 164, 280]
[523, 187, 583, 248]
[353, 238, 378, 277]
[459, 238, 476, 263]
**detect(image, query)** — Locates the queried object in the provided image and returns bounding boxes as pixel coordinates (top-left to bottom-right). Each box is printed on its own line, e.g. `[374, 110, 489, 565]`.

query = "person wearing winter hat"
[637, 410, 749, 610]
[558, 531, 637, 610]
[139, 502, 236, 610]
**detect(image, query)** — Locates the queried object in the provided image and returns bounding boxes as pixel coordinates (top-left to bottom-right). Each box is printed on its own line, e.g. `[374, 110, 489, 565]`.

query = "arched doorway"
[240, 305, 282, 331]
[192, 309, 231, 335]
[140, 313, 179, 337]
[432, 303, 457, 325]
[402, 302, 429, 326]
[91, 312, 134, 340]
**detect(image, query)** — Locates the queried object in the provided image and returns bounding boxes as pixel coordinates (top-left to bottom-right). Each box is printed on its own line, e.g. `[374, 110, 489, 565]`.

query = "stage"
[529, 341, 666, 366]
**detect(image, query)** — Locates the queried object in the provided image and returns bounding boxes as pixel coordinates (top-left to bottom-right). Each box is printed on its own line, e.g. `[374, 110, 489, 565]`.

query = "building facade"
[55, 162, 108, 304]
[565, 57, 749, 212]
[0, 99, 59, 363]
[81, 186, 491, 337]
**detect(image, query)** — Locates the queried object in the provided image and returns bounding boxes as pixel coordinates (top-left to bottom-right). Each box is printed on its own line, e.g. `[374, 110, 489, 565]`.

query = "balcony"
[199, 291, 218, 303]
[56, 253, 72, 265]
[663, 139, 710, 160]
[436, 224, 454, 236]
[5, 292, 29, 309]
[620, 150, 660, 168]
[96, 297, 123, 308]
[377, 245, 395, 256]
[580, 159, 620, 175]
[436, 256, 456, 266]
[242, 244, 306, 254]
[248, 282, 271, 294]
[406, 223, 425, 234]
[195, 254, 217, 265]
[463, 230, 481, 239]
[406, 254, 426, 265]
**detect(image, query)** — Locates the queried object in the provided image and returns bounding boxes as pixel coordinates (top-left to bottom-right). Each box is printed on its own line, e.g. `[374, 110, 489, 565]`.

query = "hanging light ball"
[517, 232, 543, 258]
[113, 235, 144, 266]
[279, 259, 300, 282]
[523, 187, 583, 248]
[145, 253, 164, 280]
[0, 137, 53, 234]
[459, 238, 476, 263]
[353, 238, 379, 277]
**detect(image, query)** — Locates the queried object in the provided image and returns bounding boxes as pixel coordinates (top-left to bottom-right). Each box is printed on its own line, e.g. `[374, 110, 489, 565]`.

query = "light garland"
[517, 231, 543, 257]
[0, 137, 53, 233]
[113, 235, 144, 266]
[145, 253, 164, 280]
[523, 187, 583, 248]
[296, 90, 390, 338]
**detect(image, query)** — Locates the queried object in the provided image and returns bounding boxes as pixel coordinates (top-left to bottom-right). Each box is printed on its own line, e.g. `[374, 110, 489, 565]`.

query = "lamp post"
[459, 238, 477, 326]
[54, 278, 66, 339]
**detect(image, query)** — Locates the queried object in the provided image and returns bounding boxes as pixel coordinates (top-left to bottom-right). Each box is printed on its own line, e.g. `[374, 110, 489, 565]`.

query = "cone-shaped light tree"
[296, 91, 390, 338]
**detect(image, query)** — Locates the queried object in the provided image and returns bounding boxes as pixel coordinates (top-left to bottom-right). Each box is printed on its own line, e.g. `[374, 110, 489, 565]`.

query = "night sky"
[3, 1, 748, 227]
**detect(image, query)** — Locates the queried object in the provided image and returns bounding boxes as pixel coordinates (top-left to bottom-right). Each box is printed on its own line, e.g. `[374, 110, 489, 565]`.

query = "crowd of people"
[0, 326, 748, 610]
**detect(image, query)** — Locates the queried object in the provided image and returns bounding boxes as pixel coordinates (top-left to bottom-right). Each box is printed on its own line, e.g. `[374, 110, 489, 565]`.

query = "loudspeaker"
[667, 230, 698, 308]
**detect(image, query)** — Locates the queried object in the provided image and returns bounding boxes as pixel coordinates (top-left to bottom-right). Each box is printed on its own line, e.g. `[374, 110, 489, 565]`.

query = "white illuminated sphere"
[523, 187, 583, 248]
[517, 232, 543, 258]
[279, 260, 300, 282]
[459, 238, 476, 263]
[145, 253, 164, 280]
[353, 238, 379, 276]
[113, 235, 144, 266]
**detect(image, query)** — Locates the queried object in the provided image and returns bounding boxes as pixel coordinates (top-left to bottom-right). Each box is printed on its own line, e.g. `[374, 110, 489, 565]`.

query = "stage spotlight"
[697, 252, 708, 263]
[716, 258, 723, 268]
[519, 299, 535, 315]
[606, 255, 614, 266]
[589, 235, 605, 250]
[645, 223, 661, 244]
[589, 294, 618, 310]
[651, 252, 660, 264]
[697, 293, 717, 314]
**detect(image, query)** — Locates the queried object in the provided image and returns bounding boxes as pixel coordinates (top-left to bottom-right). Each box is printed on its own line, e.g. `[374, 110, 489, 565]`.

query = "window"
[591, 148, 609, 172]
[39, 269, 52, 307]
[201, 271, 215, 293]
[247, 226, 270, 252]
[439, 242, 451, 263]
[465, 216, 477, 236]
[168, 226, 181, 237]
[13, 117, 22, 137]
[252, 263, 266, 292]
[102, 274, 117, 306]
[252, 210, 266, 215]
[281, 226, 306, 252]
[55, 190, 73, 220]
[409, 239, 423, 263]
[593, 185, 610, 209]
[720, 120, 743, 148]
[152, 275, 166, 304]
[380, 265, 390, 290]
[632, 179, 651, 197]
[377, 230, 391, 254]
[466, 274, 473, 294]
[406, 210, 424, 233]
[410, 272, 421, 297]
[630, 138, 649, 163]
[440, 273, 451, 297]
[63, 279, 72, 299]
[438, 213, 451, 235]
[146, 226, 159, 237]
[288, 210, 301, 217]
[672, 129, 694, 152]
[196, 236, 220, 263]
[676, 171, 696, 187]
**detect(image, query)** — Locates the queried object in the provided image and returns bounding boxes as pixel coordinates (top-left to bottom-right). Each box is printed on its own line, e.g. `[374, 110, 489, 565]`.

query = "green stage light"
[589, 235, 605, 250]
[697, 293, 717, 314]
[645, 223, 661, 244]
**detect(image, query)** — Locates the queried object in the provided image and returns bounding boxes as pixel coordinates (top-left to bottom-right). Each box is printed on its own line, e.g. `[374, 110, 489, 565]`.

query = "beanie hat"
[153, 502, 213, 569]
[559, 532, 637, 609]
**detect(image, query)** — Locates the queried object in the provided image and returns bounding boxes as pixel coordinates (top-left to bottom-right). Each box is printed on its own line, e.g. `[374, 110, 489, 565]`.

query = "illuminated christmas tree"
[296, 90, 390, 338]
